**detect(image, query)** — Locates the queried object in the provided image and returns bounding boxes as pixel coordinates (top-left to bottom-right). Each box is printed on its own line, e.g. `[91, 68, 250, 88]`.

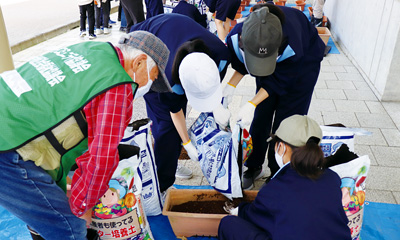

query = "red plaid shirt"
[69, 47, 133, 216]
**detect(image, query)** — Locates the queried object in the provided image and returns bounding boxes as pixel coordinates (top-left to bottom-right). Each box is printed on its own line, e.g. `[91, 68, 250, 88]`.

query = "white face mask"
[133, 64, 153, 99]
[275, 142, 286, 169]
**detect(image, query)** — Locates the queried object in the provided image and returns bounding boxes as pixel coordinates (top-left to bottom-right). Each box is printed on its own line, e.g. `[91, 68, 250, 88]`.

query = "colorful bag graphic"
[330, 155, 370, 240]
[121, 119, 163, 216]
[189, 112, 252, 199]
[91, 146, 154, 240]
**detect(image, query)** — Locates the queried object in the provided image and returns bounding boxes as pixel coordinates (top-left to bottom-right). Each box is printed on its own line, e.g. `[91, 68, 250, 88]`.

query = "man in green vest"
[0, 31, 171, 240]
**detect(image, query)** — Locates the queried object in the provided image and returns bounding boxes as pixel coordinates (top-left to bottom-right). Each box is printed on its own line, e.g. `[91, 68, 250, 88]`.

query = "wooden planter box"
[163, 189, 258, 238]
[317, 27, 331, 45]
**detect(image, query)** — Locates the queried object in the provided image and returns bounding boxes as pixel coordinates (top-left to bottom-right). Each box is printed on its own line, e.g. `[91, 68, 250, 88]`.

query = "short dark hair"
[171, 39, 212, 85]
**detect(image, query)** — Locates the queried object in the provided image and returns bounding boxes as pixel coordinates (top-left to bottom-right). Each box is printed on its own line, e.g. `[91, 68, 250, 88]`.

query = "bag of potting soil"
[189, 112, 252, 200]
[120, 119, 163, 216]
[91, 146, 154, 240]
[320, 126, 355, 157]
[329, 155, 370, 240]
[320, 125, 372, 158]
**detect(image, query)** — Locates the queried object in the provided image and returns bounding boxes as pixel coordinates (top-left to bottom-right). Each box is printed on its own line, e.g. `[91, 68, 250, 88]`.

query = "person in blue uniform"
[204, 0, 241, 42]
[223, 4, 326, 189]
[130, 14, 231, 193]
[172, 0, 207, 28]
[219, 115, 352, 240]
[145, 0, 164, 19]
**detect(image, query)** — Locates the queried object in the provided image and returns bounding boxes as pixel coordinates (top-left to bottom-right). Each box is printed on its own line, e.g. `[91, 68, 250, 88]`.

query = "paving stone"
[309, 99, 336, 112]
[326, 80, 356, 90]
[354, 145, 377, 166]
[318, 72, 338, 81]
[322, 111, 360, 127]
[315, 79, 327, 89]
[344, 89, 378, 101]
[344, 66, 360, 73]
[315, 89, 347, 100]
[354, 128, 387, 146]
[321, 65, 347, 73]
[364, 189, 397, 204]
[382, 102, 400, 129]
[370, 146, 400, 167]
[334, 100, 369, 112]
[365, 101, 386, 114]
[393, 191, 400, 204]
[353, 81, 372, 91]
[356, 112, 396, 129]
[380, 129, 400, 147]
[336, 72, 365, 81]
[307, 111, 324, 125]
[365, 166, 400, 192]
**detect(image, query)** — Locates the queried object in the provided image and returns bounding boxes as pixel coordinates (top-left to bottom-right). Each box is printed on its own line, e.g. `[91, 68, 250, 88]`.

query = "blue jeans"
[0, 151, 87, 240]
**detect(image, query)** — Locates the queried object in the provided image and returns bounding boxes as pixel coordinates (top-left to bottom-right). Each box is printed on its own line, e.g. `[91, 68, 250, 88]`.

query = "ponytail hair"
[290, 137, 326, 180]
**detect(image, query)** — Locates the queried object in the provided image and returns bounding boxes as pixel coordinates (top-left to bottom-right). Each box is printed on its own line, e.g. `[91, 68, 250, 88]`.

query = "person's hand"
[222, 83, 236, 107]
[213, 103, 231, 128]
[79, 209, 93, 228]
[236, 101, 256, 129]
[223, 201, 238, 216]
[183, 140, 198, 161]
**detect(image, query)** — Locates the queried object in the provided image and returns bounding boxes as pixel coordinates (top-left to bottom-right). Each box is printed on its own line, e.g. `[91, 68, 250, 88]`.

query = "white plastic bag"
[330, 155, 370, 240]
[120, 119, 163, 216]
[189, 112, 243, 200]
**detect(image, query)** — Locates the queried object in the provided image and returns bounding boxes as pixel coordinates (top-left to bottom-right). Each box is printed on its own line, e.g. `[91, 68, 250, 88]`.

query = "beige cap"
[268, 115, 322, 147]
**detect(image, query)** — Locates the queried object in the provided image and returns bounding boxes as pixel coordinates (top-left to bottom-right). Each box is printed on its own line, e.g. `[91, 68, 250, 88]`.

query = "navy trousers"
[121, 0, 145, 33]
[246, 78, 317, 176]
[144, 92, 187, 192]
[145, 0, 164, 19]
[218, 215, 271, 240]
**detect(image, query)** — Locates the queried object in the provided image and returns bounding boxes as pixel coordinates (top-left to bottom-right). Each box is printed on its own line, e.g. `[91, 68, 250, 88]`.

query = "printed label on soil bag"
[91, 154, 154, 240]
[320, 126, 355, 157]
[330, 155, 370, 240]
[91, 209, 142, 239]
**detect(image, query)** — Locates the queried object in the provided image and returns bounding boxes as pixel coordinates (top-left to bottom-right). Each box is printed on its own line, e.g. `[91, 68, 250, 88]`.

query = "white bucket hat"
[179, 52, 222, 112]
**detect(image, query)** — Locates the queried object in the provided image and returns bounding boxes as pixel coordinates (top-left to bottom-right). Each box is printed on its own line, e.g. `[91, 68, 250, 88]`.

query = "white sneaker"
[175, 163, 192, 179]
[103, 28, 111, 35]
[96, 28, 103, 35]
[79, 31, 86, 38]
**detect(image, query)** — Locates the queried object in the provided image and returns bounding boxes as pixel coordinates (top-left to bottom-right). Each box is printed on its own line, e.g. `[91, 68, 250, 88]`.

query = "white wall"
[324, 0, 400, 101]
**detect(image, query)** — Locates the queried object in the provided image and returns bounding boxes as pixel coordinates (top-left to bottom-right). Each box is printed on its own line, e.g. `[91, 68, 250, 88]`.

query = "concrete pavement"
[9, 9, 400, 205]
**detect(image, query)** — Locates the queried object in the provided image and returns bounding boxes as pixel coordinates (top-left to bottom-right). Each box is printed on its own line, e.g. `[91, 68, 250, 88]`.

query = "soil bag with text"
[189, 112, 251, 199]
[91, 146, 154, 240]
[120, 119, 163, 216]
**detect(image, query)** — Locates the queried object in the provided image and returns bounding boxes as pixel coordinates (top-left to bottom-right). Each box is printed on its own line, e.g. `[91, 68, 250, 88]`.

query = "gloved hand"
[213, 103, 231, 128]
[236, 101, 256, 129]
[223, 201, 238, 216]
[222, 83, 236, 107]
[183, 140, 198, 162]
[206, 11, 214, 22]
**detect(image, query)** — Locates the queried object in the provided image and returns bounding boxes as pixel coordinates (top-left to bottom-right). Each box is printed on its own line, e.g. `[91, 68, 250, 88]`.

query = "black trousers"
[79, 3, 95, 34]
[95, 0, 111, 29]
[121, 0, 145, 33]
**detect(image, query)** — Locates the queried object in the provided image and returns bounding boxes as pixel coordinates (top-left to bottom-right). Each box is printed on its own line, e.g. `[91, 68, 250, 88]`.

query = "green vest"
[0, 41, 137, 190]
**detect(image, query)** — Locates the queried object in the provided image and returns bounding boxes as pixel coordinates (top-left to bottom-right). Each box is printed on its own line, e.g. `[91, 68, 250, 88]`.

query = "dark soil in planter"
[171, 198, 251, 214]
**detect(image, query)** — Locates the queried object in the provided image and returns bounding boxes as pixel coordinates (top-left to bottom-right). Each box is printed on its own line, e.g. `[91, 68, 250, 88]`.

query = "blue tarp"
[1, 184, 399, 240]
